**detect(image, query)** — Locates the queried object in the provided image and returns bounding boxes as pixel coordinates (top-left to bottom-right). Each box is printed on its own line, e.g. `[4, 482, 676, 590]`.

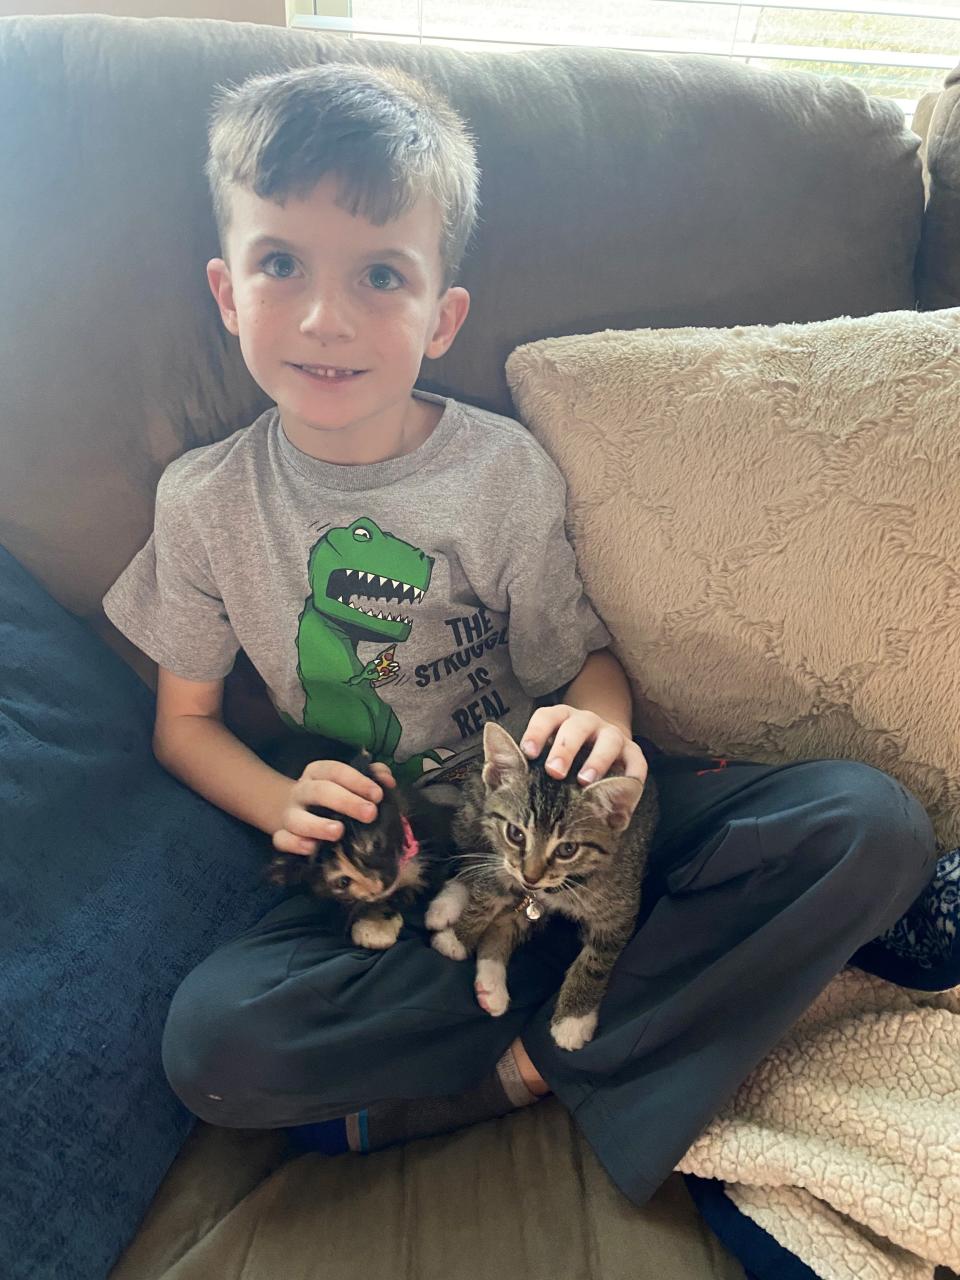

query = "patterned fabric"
[870, 849, 960, 977]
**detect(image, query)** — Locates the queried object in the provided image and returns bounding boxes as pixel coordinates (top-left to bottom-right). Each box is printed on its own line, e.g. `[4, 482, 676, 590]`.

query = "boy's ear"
[206, 258, 240, 336]
[425, 286, 470, 360]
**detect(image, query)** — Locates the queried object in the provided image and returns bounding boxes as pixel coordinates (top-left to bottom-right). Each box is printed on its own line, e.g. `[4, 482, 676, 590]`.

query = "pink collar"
[399, 815, 420, 865]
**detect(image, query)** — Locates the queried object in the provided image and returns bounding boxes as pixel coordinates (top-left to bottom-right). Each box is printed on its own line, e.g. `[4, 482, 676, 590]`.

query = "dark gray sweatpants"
[161, 745, 937, 1205]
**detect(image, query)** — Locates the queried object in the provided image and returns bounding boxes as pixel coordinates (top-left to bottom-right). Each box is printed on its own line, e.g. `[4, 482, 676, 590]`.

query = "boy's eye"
[505, 822, 525, 846]
[262, 252, 299, 279]
[365, 263, 402, 291]
[554, 842, 579, 861]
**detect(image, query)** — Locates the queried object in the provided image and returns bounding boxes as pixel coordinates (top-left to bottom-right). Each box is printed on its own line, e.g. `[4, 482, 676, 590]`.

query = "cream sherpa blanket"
[674, 968, 960, 1280]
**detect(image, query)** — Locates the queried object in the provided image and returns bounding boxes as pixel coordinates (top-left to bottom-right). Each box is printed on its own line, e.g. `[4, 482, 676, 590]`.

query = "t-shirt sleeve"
[500, 453, 612, 699]
[102, 463, 240, 682]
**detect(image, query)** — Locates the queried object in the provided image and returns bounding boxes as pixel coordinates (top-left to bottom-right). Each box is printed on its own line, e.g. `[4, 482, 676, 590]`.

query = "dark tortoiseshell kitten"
[266, 739, 449, 950]
[427, 721, 658, 1049]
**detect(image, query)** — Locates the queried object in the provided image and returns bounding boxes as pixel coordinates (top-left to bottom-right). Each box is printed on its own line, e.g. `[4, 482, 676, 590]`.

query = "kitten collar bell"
[514, 893, 544, 921]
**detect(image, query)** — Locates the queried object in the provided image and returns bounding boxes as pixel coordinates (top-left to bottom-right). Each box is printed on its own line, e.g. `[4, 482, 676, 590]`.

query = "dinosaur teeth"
[338, 594, 410, 624]
[340, 572, 425, 604]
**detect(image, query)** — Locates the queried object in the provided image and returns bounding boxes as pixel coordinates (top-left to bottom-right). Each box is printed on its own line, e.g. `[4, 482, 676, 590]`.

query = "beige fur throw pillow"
[505, 308, 960, 847]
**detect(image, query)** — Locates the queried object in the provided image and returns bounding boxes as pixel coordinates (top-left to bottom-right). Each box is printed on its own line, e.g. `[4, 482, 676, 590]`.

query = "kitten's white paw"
[431, 928, 468, 961]
[474, 959, 509, 1016]
[425, 880, 469, 931]
[550, 1010, 599, 1051]
[351, 914, 403, 950]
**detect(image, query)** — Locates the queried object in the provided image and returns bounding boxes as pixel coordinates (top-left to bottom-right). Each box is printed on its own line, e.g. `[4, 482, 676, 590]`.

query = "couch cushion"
[108, 1105, 746, 1280]
[505, 307, 960, 849]
[0, 544, 284, 1280]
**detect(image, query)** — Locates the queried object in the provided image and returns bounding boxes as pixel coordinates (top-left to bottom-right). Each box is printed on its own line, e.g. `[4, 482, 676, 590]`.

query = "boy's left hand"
[519, 706, 647, 785]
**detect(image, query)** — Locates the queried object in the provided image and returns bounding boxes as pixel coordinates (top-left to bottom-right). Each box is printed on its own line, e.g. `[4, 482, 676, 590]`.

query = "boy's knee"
[162, 978, 239, 1123]
[161, 967, 297, 1126]
[797, 759, 936, 903]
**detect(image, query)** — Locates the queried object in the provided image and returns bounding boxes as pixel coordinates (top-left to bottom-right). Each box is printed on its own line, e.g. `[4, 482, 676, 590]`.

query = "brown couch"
[2, 15, 958, 1279]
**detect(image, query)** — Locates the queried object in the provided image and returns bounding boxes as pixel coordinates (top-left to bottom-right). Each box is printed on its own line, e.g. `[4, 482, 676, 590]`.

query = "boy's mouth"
[292, 362, 366, 382]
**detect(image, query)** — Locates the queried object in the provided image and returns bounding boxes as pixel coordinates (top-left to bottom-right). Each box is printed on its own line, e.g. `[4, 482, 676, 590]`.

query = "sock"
[285, 1046, 543, 1155]
[357, 1044, 541, 1152]
[285, 1116, 351, 1155]
[496, 1040, 546, 1107]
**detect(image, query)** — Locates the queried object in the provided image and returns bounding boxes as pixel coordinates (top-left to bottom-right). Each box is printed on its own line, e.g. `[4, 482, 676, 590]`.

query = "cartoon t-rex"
[292, 517, 449, 785]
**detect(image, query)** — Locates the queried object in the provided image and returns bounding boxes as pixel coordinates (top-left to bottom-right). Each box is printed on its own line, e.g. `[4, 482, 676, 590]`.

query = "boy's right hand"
[272, 759, 396, 857]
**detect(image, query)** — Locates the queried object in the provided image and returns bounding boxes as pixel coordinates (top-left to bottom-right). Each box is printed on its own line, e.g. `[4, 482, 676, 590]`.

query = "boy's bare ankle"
[510, 1037, 551, 1096]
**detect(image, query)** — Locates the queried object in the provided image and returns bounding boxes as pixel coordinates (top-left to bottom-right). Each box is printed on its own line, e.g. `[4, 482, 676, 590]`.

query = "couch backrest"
[0, 14, 923, 621]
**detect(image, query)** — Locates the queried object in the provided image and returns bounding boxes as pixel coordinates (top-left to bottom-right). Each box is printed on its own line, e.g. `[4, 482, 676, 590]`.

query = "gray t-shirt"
[103, 392, 611, 785]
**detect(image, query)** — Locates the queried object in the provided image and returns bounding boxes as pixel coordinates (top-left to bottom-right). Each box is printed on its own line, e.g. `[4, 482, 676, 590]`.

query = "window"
[289, 0, 960, 126]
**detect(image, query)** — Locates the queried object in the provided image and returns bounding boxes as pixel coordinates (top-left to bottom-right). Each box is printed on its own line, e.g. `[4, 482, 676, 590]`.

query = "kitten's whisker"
[559, 881, 589, 912]
[450, 859, 498, 875]
[451, 866, 498, 886]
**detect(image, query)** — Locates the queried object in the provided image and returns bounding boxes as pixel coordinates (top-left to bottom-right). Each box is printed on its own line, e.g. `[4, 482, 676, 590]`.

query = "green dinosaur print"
[294, 517, 444, 785]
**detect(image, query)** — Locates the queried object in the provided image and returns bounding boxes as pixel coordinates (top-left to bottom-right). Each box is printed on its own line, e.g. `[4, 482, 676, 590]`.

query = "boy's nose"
[299, 295, 356, 341]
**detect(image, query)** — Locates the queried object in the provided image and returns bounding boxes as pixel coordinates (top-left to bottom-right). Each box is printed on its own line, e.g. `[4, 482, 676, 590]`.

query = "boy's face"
[207, 175, 469, 460]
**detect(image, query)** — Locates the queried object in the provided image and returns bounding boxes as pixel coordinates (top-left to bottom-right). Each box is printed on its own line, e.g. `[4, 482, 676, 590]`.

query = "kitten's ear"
[583, 776, 645, 833]
[481, 721, 529, 791]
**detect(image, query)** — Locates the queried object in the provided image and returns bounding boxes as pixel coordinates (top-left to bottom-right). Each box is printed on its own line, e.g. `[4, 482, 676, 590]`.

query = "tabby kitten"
[266, 745, 447, 950]
[427, 721, 658, 1050]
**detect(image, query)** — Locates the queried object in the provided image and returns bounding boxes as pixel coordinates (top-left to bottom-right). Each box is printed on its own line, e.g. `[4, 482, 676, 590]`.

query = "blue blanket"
[0, 545, 285, 1280]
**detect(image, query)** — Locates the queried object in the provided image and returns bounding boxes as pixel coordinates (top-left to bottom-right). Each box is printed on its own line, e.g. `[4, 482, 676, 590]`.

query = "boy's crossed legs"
[161, 748, 935, 1204]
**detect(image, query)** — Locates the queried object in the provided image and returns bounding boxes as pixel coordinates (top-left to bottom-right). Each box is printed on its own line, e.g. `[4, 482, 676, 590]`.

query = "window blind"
[289, 0, 960, 125]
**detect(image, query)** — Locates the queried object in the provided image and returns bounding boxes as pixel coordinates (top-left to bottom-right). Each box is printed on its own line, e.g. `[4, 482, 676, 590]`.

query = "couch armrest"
[917, 64, 960, 309]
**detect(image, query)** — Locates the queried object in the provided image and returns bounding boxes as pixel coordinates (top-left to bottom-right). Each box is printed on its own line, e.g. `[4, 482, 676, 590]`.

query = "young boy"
[103, 62, 936, 1205]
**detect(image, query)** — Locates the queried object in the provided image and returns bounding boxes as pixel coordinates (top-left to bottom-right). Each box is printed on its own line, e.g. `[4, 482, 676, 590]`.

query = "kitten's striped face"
[479, 722, 643, 892]
[487, 805, 612, 890]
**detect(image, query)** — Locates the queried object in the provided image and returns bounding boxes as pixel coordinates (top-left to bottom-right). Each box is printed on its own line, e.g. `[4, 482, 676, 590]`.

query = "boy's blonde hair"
[206, 62, 480, 291]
